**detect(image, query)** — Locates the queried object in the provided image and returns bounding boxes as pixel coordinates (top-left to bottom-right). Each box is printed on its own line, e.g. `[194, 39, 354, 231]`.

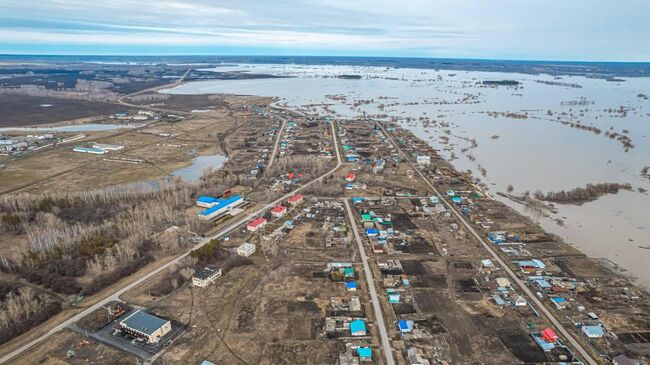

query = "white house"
[416, 155, 430, 165]
[237, 242, 256, 257]
[192, 267, 222, 287]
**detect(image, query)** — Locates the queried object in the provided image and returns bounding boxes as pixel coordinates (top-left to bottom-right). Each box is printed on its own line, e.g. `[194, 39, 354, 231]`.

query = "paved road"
[344, 199, 396, 365]
[375, 123, 599, 365]
[0, 120, 342, 365]
[117, 68, 192, 109]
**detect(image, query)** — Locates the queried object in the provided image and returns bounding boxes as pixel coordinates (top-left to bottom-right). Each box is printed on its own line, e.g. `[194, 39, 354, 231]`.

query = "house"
[236, 242, 256, 257]
[192, 266, 222, 287]
[373, 159, 385, 173]
[345, 172, 356, 182]
[416, 155, 430, 165]
[581, 325, 604, 338]
[119, 310, 171, 344]
[541, 327, 559, 343]
[287, 194, 304, 205]
[398, 319, 414, 334]
[197, 195, 245, 221]
[346, 281, 358, 291]
[270, 205, 287, 217]
[495, 277, 511, 287]
[247, 217, 267, 232]
[514, 296, 527, 307]
[350, 319, 367, 336]
[480, 259, 494, 269]
[357, 347, 372, 362]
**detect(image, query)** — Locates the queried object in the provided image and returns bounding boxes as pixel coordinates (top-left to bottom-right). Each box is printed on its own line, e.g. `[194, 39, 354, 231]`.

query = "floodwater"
[170, 154, 227, 182]
[0, 123, 136, 133]
[163, 64, 650, 288]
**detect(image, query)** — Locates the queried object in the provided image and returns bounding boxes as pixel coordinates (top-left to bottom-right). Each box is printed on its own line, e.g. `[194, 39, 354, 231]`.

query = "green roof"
[361, 214, 372, 222]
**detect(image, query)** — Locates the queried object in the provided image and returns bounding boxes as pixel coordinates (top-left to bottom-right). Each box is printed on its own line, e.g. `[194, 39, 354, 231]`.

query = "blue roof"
[350, 319, 366, 334]
[74, 147, 105, 153]
[535, 279, 552, 289]
[200, 361, 216, 365]
[582, 325, 604, 337]
[121, 310, 169, 336]
[346, 281, 357, 289]
[197, 195, 219, 204]
[398, 319, 413, 332]
[492, 295, 505, 306]
[532, 334, 556, 351]
[551, 297, 567, 303]
[198, 195, 242, 216]
[357, 347, 372, 359]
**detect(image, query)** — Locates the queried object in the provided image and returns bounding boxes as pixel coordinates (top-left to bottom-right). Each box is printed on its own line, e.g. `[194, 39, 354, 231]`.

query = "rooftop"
[198, 195, 243, 216]
[120, 310, 169, 336]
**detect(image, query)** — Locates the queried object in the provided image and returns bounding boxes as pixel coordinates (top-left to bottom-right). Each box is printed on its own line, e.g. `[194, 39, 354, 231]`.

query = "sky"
[1, 0, 650, 61]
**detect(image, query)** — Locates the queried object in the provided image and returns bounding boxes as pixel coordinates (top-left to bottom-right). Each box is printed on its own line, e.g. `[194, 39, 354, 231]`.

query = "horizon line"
[1, 53, 650, 65]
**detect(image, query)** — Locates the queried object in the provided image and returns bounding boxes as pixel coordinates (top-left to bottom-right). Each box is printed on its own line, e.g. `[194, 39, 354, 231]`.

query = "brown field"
[0, 95, 133, 127]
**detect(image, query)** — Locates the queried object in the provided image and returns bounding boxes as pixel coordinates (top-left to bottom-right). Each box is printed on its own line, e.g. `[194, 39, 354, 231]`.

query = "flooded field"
[163, 64, 650, 288]
[170, 153, 227, 182]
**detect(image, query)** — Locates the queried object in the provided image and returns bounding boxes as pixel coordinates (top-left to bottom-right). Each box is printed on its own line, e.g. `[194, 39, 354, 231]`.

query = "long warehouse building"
[197, 195, 244, 220]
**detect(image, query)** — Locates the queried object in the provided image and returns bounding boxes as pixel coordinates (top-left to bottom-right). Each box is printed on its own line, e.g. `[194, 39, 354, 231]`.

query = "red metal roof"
[288, 194, 303, 202]
[541, 327, 558, 342]
[248, 217, 267, 227]
[271, 205, 287, 213]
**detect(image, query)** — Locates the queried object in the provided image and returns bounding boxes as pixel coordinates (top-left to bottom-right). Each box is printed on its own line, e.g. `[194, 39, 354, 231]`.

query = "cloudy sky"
[2, 0, 649, 61]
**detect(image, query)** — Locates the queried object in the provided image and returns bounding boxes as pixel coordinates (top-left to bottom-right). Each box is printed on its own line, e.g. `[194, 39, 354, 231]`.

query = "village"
[0, 90, 648, 365]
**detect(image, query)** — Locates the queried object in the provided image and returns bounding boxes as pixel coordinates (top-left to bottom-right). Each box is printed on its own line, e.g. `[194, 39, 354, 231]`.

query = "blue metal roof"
[121, 310, 169, 336]
[357, 347, 372, 359]
[350, 319, 366, 334]
[198, 195, 242, 216]
[197, 195, 219, 204]
[581, 325, 604, 337]
[398, 319, 413, 332]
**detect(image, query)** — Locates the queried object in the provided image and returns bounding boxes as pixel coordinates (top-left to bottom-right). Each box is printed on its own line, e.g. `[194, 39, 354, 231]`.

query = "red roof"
[288, 173, 295, 179]
[271, 205, 287, 213]
[288, 194, 303, 202]
[541, 328, 559, 342]
[248, 217, 267, 227]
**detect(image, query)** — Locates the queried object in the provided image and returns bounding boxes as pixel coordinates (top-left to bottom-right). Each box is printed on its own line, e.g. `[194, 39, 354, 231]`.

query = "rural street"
[344, 199, 396, 365]
[375, 122, 598, 365]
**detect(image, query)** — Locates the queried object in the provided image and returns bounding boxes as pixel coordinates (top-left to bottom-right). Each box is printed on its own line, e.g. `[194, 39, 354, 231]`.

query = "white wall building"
[237, 242, 256, 257]
[192, 267, 222, 287]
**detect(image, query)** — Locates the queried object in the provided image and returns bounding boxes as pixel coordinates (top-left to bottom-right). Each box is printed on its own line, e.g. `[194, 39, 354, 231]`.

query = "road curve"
[344, 199, 396, 365]
[0, 119, 342, 364]
[375, 122, 598, 365]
